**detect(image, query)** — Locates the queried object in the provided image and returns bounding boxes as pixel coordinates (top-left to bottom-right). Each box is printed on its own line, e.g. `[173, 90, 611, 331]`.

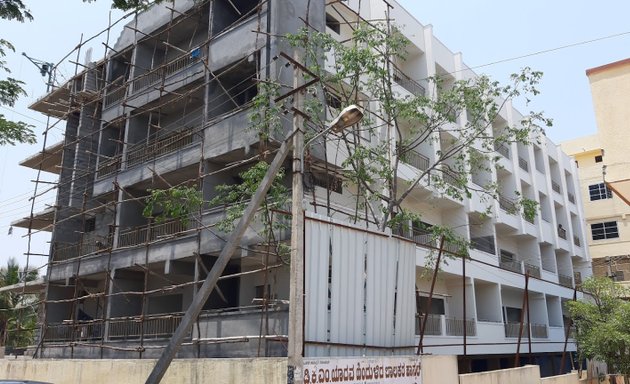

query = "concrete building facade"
[14, 0, 590, 376]
[561, 59, 630, 285]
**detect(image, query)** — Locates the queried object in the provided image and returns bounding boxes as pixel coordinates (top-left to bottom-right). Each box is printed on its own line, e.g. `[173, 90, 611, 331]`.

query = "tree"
[0, 257, 39, 350]
[567, 277, 630, 382]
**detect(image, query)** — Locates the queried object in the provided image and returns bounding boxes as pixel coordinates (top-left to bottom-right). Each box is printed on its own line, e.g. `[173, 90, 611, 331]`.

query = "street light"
[300, 104, 364, 171]
[288, 103, 364, 384]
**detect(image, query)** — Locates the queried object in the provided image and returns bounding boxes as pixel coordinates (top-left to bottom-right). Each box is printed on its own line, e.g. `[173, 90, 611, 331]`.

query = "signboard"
[303, 356, 422, 384]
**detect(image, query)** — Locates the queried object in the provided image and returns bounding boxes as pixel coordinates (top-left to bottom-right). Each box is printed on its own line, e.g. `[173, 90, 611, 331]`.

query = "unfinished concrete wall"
[459, 365, 541, 384]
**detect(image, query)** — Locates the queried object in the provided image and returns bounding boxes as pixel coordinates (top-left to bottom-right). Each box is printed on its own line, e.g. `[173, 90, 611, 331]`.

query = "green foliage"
[142, 186, 203, 225]
[282, 22, 549, 242]
[248, 81, 282, 141]
[0, 257, 38, 348]
[568, 277, 630, 378]
[209, 161, 288, 237]
[0, 0, 32, 22]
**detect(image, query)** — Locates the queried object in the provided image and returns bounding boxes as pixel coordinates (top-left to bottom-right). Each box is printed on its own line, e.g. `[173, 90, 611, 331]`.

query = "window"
[589, 183, 612, 201]
[595, 155, 603, 163]
[417, 297, 445, 315]
[325, 13, 340, 34]
[591, 221, 619, 240]
[84, 217, 96, 232]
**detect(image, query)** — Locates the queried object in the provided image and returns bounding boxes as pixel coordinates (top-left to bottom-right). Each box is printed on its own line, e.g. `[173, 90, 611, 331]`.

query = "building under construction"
[12, 0, 591, 376]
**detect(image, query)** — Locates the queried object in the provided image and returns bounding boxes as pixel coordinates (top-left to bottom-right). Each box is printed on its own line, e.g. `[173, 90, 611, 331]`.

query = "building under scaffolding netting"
[9, 0, 590, 377]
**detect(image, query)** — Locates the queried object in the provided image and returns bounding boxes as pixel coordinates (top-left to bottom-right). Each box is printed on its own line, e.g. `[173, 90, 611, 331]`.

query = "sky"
[1, 0, 630, 270]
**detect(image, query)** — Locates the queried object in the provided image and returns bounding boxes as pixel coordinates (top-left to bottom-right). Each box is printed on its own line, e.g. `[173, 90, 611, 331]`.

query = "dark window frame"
[588, 183, 613, 201]
[326, 13, 341, 34]
[591, 221, 619, 240]
[595, 155, 603, 163]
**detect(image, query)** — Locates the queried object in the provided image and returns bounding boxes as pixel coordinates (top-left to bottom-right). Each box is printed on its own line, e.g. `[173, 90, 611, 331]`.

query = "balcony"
[131, 51, 203, 95]
[442, 168, 459, 187]
[96, 157, 122, 179]
[498, 195, 517, 214]
[117, 219, 194, 248]
[524, 262, 541, 278]
[558, 273, 573, 288]
[393, 66, 425, 96]
[504, 322, 547, 339]
[109, 314, 183, 340]
[409, 228, 461, 255]
[557, 226, 567, 240]
[573, 235, 581, 247]
[551, 181, 561, 194]
[499, 255, 522, 274]
[494, 143, 510, 159]
[416, 315, 476, 337]
[518, 157, 528, 171]
[400, 149, 430, 171]
[567, 192, 576, 204]
[53, 237, 111, 261]
[470, 236, 496, 255]
[103, 84, 126, 110]
[126, 129, 196, 169]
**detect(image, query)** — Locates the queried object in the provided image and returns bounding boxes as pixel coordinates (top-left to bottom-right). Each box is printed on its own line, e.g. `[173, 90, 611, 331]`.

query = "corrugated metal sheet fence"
[305, 212, 416, 357]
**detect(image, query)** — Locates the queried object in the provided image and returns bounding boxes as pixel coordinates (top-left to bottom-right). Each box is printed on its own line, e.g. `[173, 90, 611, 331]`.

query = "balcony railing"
[551, 181, 561, 194]
[44, 320, 105, 342]
[524, 262, 541, 278]
[568, 192, 576, 204]
[518, 157, 528, 171]
[574, 272, 582, 286]
[409, 228, 461, 255]
[541, 258, 556, 273]
[442, 169, 459, 187]
[558, 273, 573, 288]
[132, 52, 202, 94]
[109, 314, 184, 340]
[445, 317, 476, 337]
[96, 157, 122, 179]
[558, 226, 567, 240]
[530, 323, 548, 339]
[573, 235, 581, 247]
[126, 129, 195, 168]
[393, 66, 425, 96]
[103, 84, 126, 109]
[416, 314, 442, 336]
[504, 322, 527, 338]
[500, 255, 522, 274]
[117, 219, 193, 248]
[470, 236, 495, 255]
[494, 142, 510, 159]
[399, 149, 430, 171]
[498, 195, 517, 214]
[53, 238, 111, 261]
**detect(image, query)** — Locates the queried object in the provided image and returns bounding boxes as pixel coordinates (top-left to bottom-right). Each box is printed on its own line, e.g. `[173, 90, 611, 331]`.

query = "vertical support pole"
[525, 274, 532, 364]
[559, 287, 578, 375]
[287, 48, 305, 384]
[416, 236, 445, 355]
[515, 272, 529, 367]
[462, 250, 467, 369]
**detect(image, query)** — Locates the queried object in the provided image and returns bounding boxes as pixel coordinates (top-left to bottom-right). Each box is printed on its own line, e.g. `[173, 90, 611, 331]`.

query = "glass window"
[591, 221, 619, 240]
[589, 183, 612, 201]
[326, 13, 340, 34]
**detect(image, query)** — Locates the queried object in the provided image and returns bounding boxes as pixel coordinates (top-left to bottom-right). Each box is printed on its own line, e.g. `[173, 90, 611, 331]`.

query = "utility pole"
[287, 47, 305, 384]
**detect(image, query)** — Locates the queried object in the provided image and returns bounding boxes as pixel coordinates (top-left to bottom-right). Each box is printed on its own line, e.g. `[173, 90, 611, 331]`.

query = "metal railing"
[400, 149, 430, 171]
[43, 321, 105, 342]
[132, 52, 202, 94]
[573, 235, 581, 247]
[500, 254, 522, 274]
[504, 322, 528, 338]
[530, 323, 548, 339]
[53, 239, 111, 261]
[498, 195, 516, 213]
[574, 272, 582, 286]
[117, 219, 192, 248]
[445, 317, 476, 337]
[442, 169, 459, 187]
[518, 157, 528, 171]
[103, 84, 126, 109]
[126, 129, 195, 168]
[558, 273, 573, 288]
[541, 259, 556, 273]
[96, 158, 121, 179]
[568, 192, 576, 204]
[558, 226, 567, 240]
[494, 143, 510, 159]
[551, 181, 561, 194]
[524, 262, 541, 278]
[393, 66, 425, 96]
[470, 236, 495, 255]
[109, 314, 184, 340]
[416, 314, 442, 336]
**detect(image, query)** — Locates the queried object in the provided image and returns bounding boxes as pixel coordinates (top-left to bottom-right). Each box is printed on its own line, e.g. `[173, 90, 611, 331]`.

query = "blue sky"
[1, 0, 630, 269]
